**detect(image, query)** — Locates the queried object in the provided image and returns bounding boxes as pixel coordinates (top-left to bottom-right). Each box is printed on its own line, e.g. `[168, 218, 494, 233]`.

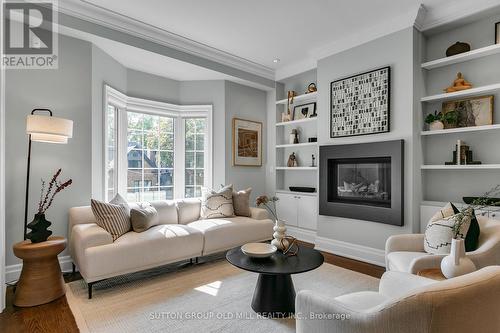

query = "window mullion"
[175, 116, 185, 199]
[117, 108, 128, 198]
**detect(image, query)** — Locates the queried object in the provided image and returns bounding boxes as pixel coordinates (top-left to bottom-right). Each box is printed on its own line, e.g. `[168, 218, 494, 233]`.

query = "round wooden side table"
[13, 236, 67, 307]
[417, 268, 446, 281]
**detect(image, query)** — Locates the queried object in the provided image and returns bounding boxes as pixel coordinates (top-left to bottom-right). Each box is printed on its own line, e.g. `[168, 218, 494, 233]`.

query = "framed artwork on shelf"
[496, 22, 500, 44]
[330, 66, 390, 138]
[232, 118, 262, 166]
[442, 95, 493, 128]
[293, 102, 316, 120]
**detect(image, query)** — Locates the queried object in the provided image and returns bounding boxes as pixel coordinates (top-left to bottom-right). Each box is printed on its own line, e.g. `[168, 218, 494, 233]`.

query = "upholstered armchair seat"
[296, 266, 500, 333]
[386, 216, 500, 274]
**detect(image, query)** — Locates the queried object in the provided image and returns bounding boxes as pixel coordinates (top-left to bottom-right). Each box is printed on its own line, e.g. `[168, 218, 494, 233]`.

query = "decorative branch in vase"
[27, 169, 72, 243]
[441, 185, 500, 278]
[256, 195, 298, 255]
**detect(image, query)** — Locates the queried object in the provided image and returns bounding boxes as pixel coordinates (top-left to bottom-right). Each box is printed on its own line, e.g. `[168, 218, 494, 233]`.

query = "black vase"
[26, 213, 52, 243]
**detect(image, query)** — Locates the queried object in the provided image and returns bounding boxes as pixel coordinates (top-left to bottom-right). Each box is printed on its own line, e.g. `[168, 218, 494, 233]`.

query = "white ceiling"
[82, 0, 450, 70]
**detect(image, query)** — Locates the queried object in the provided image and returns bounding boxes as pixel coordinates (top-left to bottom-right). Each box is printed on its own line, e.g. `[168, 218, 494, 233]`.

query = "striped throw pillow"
[91, 199, 131, 241]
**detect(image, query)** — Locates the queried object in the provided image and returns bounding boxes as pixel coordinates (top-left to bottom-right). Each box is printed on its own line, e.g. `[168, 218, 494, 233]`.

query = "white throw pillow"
[201, 184, 235, 219]
[424, 203, 472, 254]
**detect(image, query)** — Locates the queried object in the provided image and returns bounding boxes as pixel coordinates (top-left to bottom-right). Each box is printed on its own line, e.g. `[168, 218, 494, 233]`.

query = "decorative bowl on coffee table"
[241, 243, 277, 258]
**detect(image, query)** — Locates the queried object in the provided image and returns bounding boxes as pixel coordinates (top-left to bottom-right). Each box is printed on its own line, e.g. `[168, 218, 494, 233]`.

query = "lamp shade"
[26, 114, 73, 144]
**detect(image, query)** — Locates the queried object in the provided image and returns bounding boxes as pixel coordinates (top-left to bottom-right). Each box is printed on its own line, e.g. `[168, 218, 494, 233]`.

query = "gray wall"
[127, 69, 180, 104]
[5, 35, 92, 265]
[91, 45, 127, 199]
[224, 81, 267, 203]
[422, 14, 500, 202]
[315, 27, 418, 250]
[280, 69, 317, 95]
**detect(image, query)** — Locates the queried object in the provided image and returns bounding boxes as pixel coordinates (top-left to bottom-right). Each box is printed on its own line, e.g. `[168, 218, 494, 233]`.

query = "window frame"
[104, 85, 212, 201]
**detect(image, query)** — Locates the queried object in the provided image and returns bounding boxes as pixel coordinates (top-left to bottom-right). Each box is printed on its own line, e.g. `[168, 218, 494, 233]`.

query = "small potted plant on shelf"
[425, 110, 458, 130]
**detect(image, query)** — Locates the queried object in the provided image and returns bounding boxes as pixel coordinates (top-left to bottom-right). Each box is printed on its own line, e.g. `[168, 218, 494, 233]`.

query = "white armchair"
[296, 266, 500, 333]
[385, 216, 500, 274]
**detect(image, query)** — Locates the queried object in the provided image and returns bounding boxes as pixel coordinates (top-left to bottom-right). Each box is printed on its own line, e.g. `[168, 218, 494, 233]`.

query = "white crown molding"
[420, 0, 500, 32]
[55, 0, 275, 81]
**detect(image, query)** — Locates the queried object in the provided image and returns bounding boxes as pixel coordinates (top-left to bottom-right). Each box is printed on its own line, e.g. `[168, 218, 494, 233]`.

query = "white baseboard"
[286, 226, 317, 244]
[315, 236, 386, 268]
[5, 255, 73, 283]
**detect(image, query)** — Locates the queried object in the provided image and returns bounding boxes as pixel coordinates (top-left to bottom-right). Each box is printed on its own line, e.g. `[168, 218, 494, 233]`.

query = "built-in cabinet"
[276, 192, 317, 230]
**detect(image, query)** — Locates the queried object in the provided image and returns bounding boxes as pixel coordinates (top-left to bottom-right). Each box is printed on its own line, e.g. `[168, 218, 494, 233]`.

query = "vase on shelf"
[441, 238, 476, 279]
[271, 220, 289, 251]
[429, 120, 444, 131]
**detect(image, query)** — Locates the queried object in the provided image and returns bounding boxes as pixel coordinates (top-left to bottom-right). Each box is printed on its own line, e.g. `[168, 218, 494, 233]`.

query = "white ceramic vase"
[429, 120, 444, 131]
[271, 220, 289, 251]
[441, 238, 476, 279]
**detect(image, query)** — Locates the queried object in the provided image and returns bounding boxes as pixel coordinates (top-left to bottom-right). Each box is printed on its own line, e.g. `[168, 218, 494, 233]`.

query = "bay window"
[104, 86, 212, 201]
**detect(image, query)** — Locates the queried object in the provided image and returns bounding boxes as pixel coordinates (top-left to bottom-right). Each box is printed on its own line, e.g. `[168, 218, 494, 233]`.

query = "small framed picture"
[293, 102, 316, 120]
[496, 22, 500, 44]
[232, 118, 262, 166]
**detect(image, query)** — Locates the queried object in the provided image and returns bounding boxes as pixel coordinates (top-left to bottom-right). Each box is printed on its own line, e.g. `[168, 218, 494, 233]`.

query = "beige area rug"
[66, 257, 379, 333]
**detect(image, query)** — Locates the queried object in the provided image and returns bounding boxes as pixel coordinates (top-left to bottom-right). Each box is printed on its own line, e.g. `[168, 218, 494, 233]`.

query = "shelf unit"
[276, 166, 318, 171]
[275, 91, 317, 105]
[419, 34, 500, 204]
[421, 164, 500, 170]
[276, 142, 318, 148]
[421, 124, 500, 136]
[276, 117, 317, 127]
[421, 83, 500, 103]
[274, 91, 318, 197]
[421, 44, 500, 70]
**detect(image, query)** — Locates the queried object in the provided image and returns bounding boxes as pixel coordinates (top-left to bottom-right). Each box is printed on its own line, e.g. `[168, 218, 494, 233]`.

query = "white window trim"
[103, 85, 213, 200]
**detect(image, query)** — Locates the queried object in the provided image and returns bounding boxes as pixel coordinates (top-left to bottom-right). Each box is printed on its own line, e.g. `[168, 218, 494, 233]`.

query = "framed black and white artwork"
[330, 66, 390, 138]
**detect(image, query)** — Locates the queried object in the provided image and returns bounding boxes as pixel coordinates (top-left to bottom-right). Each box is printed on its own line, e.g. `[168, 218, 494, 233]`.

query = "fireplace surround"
[319, 140, 404, 226]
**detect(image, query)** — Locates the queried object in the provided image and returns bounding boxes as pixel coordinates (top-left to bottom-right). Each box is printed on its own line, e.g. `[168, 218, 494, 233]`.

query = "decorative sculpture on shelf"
[311, 154, 316, 167]
[287, 152, 298, 167]
[282, 90, 297, 122]
[305, 82, 317, 94]
[444, 72, 472, 93]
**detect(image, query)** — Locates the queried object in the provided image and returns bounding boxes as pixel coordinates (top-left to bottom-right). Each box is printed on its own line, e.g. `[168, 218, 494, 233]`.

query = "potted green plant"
[425, 110, 458, 130]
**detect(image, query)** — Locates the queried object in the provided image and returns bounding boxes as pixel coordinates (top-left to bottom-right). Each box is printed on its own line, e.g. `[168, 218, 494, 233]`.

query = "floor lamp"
[24, 109, 73, 240]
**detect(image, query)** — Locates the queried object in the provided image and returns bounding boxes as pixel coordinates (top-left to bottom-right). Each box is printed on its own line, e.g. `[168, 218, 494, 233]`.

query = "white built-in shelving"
[275, 189, 318, 197]
[276, 142, 318, 149]
[275, 117, 317, 127]
[421, 124, 500, 136]
[421, 83, 500, 103]
[421, 164, 500, 170]
[275, 166, 318, 171]
[275, 91, 317, 105]
[421, 44, 500, 70]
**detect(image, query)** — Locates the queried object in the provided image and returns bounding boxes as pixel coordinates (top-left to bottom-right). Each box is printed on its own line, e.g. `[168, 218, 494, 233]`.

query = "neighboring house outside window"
[104, 86, 212, 202]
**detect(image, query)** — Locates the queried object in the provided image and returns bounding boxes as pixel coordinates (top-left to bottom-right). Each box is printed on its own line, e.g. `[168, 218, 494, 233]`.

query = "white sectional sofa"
[68, 198, 273, 298]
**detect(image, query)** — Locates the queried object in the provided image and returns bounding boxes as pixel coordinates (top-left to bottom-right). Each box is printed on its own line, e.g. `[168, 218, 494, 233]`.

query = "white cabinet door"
[297, 195, 317, 230]
[276, 193, 298, 226]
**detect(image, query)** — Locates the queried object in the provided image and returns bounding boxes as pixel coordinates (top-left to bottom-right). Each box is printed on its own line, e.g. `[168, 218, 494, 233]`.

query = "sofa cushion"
[335, 291, 389, 311]
[84, 224, 203, 281]
[176, 198, 201, 224]
[91, 199, 131, 241]
[386, 251, 430, 272]
[233, 188, 252, 217]
[150, 200, 178, 224]
[201, 185, 234, 219]
[187, 216, 273, 255]
[130, 203, 159, 233]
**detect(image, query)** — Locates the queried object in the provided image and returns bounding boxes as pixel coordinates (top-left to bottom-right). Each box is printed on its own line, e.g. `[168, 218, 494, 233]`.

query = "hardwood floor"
[0, 245, 385, 332]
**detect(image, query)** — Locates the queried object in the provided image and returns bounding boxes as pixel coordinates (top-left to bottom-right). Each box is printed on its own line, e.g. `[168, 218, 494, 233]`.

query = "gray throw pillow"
[130, 203, 160, 233]
[233, 188, 252, 217]
[201, 184, 234, 219]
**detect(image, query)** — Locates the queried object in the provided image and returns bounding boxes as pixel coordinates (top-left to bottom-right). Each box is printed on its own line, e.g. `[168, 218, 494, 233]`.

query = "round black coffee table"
[226, 245, 324, 317]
